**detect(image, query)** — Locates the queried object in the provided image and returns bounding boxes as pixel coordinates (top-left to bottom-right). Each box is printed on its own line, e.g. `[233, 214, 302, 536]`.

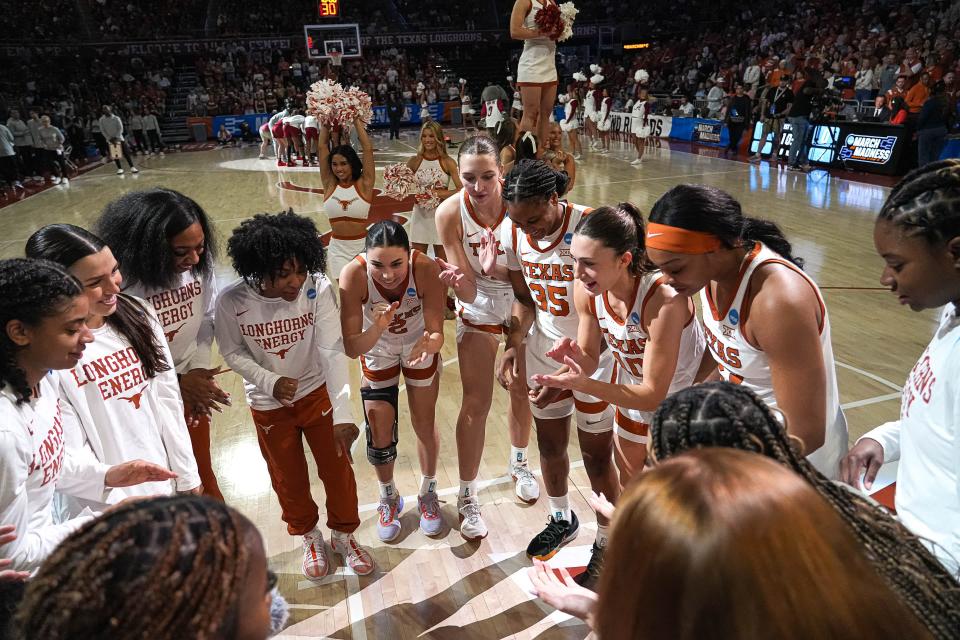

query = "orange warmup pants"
[250, 384, 361, 536]
[185, 410, 225, 502]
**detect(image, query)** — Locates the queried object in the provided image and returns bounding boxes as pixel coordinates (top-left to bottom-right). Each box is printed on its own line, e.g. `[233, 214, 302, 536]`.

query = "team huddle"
[2, 120, 959, 600]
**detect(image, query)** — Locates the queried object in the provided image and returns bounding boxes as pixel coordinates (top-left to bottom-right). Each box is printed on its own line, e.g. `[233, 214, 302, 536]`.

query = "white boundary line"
[836, 361, 903, 392]
[840, 392, 901, 410]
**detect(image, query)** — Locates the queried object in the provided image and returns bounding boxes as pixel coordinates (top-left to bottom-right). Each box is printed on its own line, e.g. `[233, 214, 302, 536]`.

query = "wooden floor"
[0, 130, 937, 639]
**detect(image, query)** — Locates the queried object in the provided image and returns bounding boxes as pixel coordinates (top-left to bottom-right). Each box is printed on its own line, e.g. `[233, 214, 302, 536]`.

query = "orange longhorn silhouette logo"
[118, 385, 148, 409]
[335, 197, 358, 211]
[271, 347, 293, 359]
[165, 323, 186, 342]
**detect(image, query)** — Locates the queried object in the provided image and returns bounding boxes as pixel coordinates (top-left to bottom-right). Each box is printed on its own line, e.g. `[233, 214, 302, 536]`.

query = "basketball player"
[216, 210, 373, 579]
[283, 109, 307, 166]
[269, 104, 289, 167]
[544, 122, 575, 193]
[497, 159, 617, 561]
[26, 225, 203, 510]
[258, 119, 273, 160]
[840, 160, 960, 575]
[94, 188, 229, 501]
[319, 118, 376, 284]
[629, 88, 650, 165]
[644, 184, 848, 478]
[339, 221, 445, 541]
[596, 88, 612, 153]
[557, 94, 582, 159]
[304, 111, 319, 165]
[406, 121, 461, 259]
[0, 258, 177, 572]
[435, 135, 537, 541]
[510, 0, 559, 149]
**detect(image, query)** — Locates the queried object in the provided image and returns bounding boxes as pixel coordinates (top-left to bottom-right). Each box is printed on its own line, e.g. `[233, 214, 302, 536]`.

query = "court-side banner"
[210, 103, 444, 136]
[607, 112, 673, 138]
[0, 37, 293, 58]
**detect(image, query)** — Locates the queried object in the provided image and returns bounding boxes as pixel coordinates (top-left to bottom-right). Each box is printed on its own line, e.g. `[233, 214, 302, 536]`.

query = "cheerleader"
[596, 88, 612, 153]
[497, 159, 618, 563]
[406, 121, 462, 258]
[215, 210, 373, 580]
[494, 117, 520, 176]
[318, 117, 376, 283]
[94, 188, 229, 502]
[268, 105, 289, 167]
[0, 258, 175, 572]
[509, 78, 524, 120]
[645, 184, 849, 479]
[435, 135, 537, 541]
[419, 99, 431, 124]
[544, 121, 575, 193]
[460, 92, 477, 129]
[840, 160, 960, 575]
[583, 72, 602, 150]
[339, 221, 445, 541]
[25, 225, 203, 509]
[510, 0, 558, 149]
[629, 87, 650, 165]
[557, 93, 582, 159]
[258, 120, 272, 160]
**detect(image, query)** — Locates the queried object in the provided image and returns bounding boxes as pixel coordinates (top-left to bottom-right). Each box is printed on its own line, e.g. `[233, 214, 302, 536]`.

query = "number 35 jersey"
[501, 201, 591, 341]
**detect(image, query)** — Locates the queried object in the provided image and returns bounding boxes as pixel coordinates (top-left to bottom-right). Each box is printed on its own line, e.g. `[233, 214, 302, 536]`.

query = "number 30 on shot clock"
[319, 0, 340, 17]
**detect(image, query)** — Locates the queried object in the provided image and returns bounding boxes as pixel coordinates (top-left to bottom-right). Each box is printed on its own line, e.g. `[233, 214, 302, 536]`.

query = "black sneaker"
[573, 543, 604, 590]
[526, 512, 579, 560]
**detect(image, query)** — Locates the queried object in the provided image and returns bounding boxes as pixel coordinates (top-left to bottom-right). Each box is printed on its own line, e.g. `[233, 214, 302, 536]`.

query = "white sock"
[547, 494, 571, 523]
[459, 478, 478, 501]
[378, 480, 397, 500]
[597, 524, 610, 548]
[510, 446, 528, 467]
[419, 475, 437, 497]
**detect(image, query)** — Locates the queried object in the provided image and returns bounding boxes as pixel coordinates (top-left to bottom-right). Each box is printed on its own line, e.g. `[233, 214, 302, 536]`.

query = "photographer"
[787, 63, 825, 172]
[723, 83, 752, 158]
[751, 75, 793, 162]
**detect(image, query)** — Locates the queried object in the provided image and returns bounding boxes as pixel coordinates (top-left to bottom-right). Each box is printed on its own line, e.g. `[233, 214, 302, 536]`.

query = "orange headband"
[645, 222, 722, 254]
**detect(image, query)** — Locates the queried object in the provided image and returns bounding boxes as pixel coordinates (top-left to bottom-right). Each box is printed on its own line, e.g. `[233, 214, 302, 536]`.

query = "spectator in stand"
[97, 105, 138, 175]
[743, 56, 762, 95]
[678, 95, 695, 117]
[723, 83, 752, 158]
[887, 75, 908, 107]
[855, 58, 875, 105]
[889, 96, 909, 125]
[36, 115, 70, 186]
[916, 81, 949, 166]
[877, 53, 899, 97]
[906, 72, 931, 114]
[0, 123, 23, 194]
[5, 110, 32, 183]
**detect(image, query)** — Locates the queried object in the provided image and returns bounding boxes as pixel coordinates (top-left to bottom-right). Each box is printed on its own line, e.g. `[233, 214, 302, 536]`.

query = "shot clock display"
[319, 0, 339, 18]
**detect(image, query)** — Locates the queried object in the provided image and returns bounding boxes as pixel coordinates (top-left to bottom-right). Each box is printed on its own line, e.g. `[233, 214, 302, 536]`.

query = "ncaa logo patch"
[306, 288, 317, 299]
[563, 232, 573, 244]
[407, 287, 417, 297]
[630, 311, 641, 324]
[728, 309, 739, 325]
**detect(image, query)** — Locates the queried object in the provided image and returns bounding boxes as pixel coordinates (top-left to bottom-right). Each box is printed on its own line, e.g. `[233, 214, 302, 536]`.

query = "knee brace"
[360, 385, 400, 466]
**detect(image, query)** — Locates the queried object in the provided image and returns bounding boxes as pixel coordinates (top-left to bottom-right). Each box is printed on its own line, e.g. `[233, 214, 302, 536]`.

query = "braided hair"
[877, 159, 960, 245]
[574, 202, 656, 276]
[502, 158, 569, 204]
[16, 496, 256, 640]
[651, 382, 960, 639]
[649, 184, 804, 268]
[0, 258, 83, 404]
[227, 209, 327, 289]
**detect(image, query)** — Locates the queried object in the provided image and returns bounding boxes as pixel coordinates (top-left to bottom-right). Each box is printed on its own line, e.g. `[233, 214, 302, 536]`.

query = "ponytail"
[649, 184, 803, 267]
[574, 202, 655, 276]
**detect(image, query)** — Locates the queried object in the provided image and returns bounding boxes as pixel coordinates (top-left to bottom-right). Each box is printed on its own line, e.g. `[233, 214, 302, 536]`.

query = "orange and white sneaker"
[331, 532, 375, 576]
[301, 529, 329, 581]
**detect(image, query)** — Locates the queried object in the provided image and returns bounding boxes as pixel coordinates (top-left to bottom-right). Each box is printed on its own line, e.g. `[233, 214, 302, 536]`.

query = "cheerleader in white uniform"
[258, 120, 272, 160]
[0, 259, 175, 573]
[460, 93, 477, 129]
[339, 221, 445, 542]
[511, 0, 559, 148]
[644, 184, 849, 479]
[405, 121, 461, 257]
[26, 225, 203, 511]
[557, 93, 581, 158]
[583, 73, 602, 149]
[318, 118, 376, 283]
[596, 88, 612, 153]
[630, 88, 650, 165]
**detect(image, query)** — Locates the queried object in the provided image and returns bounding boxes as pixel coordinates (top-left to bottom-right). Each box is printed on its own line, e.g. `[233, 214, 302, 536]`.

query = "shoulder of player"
[413, 250, 441, 279]
[749, 263, 820, 317]
[216, 278, 249, 305]
[435, 191, 462, 222]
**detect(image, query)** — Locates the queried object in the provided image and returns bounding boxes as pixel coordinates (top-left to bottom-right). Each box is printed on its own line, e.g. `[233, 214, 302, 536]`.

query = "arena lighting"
[623, 43, 651, 50]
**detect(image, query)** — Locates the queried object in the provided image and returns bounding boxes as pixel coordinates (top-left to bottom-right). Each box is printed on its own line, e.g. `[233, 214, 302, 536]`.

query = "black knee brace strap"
[360, 385, 400, 466]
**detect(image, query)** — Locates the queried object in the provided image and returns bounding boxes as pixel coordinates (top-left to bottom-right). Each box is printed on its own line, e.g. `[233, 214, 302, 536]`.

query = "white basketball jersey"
[304, 114, 318, 129]
[356, 250, 425, 348]
[592, 271, 704, 392]
[459, 189, 512, 296]
[323, 183, 371, 223]
[699, 242, 847, 477]
[484, 99, 505, 129]
[503, 201, 592, 341]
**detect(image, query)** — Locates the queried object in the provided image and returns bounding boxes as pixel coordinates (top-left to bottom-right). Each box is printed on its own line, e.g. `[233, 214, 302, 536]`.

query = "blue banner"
[212, 113, 272, 136]
[213, 103, 444, 135]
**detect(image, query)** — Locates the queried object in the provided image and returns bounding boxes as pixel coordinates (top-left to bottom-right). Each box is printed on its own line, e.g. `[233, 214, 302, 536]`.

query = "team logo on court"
[407, 287, 417, 297]
[307, 288, 317, 299]
[728, 309, 739, 325]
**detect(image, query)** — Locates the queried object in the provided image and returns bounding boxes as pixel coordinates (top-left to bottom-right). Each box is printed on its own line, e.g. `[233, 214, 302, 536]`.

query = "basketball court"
[0, 132, 931, 639]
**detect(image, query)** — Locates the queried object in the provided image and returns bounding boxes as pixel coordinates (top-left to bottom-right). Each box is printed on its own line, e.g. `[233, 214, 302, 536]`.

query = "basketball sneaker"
[526, 512, 579, 560]
[573, 542, 604, 590]
[457, 495, 488, 541]
[377, 495, 404, 542]
[131, 167, 139, 174]
[331, 531, 375, 576]
[301, 529, 329, 581]
[277, 160, 287, 167]
[116, 168, 124, 175]
[417, 492, 443, 537]
[509, 462, 539, 504]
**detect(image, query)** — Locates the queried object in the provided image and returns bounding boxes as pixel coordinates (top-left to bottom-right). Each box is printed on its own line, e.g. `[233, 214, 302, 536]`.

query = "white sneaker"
[131, 167, 139, 174]
[116, 168, 124, 175]
[60, 178, 69, 186]
[573, 153, 582, 160]
[330, 532, 375, 576]
[51, 176, 61, 185]
[510, 462, 540, 504]
[32, 175, 42, 182]
[630, 158, 642, 165]
[418, 492, 444, 537]
[458, 496, 488, 541]
[376, 495, 404, 542]
[301, 529, 329, 580]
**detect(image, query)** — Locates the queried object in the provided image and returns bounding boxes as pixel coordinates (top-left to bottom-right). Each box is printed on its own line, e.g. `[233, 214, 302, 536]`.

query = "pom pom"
[558, 93, 568, 104]
[382, 164, 419, 201]
[459, 77, 467, 84]
[591, 74, 604, 85]
[507, 75, 514, 82]
[413, 166, 446, 210]
[590, 64, 600, 74]
[306, 80, 372, 130]
[572, 71, 587, 82]
[557, 2, 578, 41]
[534, 2, 565, 41]
[635, 69, 649, 84]
[269, 589, 290, 636]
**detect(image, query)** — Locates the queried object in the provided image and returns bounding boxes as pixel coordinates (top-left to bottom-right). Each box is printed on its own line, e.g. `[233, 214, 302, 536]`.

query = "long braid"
[651, 382, 960, 639]
[878, 159, 960, 244]
[16, 496, 252, 640]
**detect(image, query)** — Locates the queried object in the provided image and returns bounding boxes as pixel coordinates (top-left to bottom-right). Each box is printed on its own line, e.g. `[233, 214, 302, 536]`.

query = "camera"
[811, 89, 845, 122]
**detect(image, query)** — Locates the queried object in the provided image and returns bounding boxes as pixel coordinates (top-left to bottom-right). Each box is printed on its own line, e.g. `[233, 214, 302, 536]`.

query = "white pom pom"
[589, 64, 600, 74]
[506, 75, 514, 82]
[635, 69, 649, 84]
[572, 71, 587, 82]
[591, 74, 604, 85]
[558, 93, 568, 103]
[459, 77, 467, 84]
